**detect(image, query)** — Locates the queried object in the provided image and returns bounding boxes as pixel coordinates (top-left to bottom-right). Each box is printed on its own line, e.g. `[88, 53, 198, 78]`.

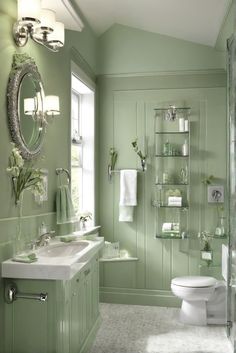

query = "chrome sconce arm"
[13, 0, 65, 53]
[13, 21, 62, 53]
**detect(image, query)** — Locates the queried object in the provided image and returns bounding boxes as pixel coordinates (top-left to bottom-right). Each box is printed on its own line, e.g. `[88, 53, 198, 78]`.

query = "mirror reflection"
[18, 72, 45, 150]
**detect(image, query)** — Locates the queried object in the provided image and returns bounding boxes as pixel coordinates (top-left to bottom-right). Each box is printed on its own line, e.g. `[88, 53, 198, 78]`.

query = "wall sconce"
[13, 0, 65, 52]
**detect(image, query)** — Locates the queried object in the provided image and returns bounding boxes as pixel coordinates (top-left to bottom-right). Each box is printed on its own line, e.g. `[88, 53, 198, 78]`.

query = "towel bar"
[108, 165, 144, 181]
[56, 168, 71, 184]
[5, 283, 48, 304]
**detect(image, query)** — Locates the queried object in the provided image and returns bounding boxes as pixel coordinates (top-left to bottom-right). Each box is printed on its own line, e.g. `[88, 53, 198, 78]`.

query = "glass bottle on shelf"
[180, 165, 188, 184]
[163, 140, 171, 156]
[182, 139, 188, 156]
[215, 216, 226, 237]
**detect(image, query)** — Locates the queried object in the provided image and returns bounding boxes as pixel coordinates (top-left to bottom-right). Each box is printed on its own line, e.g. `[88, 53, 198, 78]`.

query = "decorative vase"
[14, 192, 24, 256]
[80, 220, 86, 231]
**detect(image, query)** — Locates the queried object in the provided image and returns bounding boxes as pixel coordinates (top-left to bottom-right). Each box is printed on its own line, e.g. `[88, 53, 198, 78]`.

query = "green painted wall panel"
[0, 2, 97, 351]
[98, 75, 227, 303]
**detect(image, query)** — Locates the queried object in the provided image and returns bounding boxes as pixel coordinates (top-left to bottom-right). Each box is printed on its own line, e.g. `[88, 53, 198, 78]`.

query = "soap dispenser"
[39, 222, 47, 236]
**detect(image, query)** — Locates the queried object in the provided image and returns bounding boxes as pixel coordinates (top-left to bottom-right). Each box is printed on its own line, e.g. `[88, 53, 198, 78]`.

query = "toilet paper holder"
[5, 282, 48, 304]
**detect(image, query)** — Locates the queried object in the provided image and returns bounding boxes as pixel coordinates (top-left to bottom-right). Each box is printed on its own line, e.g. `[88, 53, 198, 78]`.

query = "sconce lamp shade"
[24, 98, 36, 115]
[38, 9, 56, 32]
[48, 22, 65, 47]
[18, 0, 41, 23]
[45, 95, 60, 115]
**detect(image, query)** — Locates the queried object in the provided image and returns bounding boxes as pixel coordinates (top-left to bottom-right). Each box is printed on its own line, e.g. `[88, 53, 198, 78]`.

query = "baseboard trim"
[80, 315, 101, 353]
[99, 287, 181, 307]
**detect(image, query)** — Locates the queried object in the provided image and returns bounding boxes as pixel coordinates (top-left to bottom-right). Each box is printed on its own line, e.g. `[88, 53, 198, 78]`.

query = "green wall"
[0, 2, 97, 352]
[0, 0, 232, 349]
[97, 23, 228, 305]
[98, 73, 227, 305]
[97, 24, 226, 75]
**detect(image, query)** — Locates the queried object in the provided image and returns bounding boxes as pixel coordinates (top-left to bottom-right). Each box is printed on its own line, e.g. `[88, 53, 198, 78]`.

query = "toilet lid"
[171, 276, 217, 288]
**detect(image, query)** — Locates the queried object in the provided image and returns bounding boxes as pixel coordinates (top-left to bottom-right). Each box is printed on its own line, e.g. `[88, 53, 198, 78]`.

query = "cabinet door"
[92, 256, 99, 322]
[70, 274, 84, 353]
[84, 264, 93, 335]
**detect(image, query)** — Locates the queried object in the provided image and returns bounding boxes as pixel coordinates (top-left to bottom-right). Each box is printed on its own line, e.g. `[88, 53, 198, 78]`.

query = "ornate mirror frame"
[7, 53, 46, 160]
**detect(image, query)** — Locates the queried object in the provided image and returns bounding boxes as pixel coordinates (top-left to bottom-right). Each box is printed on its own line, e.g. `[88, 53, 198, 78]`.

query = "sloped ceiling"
[75, 0, 231, 46]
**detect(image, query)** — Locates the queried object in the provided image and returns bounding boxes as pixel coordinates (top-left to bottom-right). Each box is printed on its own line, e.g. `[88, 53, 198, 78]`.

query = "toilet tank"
[222, 244, 228, 281]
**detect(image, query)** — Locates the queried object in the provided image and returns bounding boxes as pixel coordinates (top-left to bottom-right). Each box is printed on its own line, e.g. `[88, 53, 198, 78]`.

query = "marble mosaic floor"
[88, 303, 232, 353]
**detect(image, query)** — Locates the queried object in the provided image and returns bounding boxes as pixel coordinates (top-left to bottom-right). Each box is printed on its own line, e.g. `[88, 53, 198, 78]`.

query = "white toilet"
[171, 244, 227, 326]
[171, 276, 226, 325]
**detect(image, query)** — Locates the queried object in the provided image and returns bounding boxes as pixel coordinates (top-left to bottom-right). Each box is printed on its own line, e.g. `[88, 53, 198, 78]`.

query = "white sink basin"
[37, 241, 90, 258]
[2, 233, 104, 280]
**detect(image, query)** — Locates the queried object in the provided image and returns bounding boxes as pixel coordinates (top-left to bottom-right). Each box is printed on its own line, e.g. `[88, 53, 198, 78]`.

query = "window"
[70, 69, 95, 224]
[71, 90, 82, 216]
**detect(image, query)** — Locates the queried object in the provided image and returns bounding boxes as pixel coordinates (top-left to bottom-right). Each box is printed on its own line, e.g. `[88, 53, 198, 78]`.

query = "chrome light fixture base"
[13, 1, 65, 53]
[13, 21, 62, 52]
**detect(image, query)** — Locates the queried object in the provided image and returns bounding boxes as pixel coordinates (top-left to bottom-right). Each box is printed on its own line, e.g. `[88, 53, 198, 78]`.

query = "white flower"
[7, 166, 20, 177]
[12, 147, 24, 168]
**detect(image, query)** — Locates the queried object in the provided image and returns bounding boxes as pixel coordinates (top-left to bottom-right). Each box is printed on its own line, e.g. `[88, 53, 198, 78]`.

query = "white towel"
[119, 170, 137, 222]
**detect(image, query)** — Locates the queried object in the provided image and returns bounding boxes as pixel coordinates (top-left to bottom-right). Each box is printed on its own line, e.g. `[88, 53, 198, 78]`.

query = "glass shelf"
[155, 131, 189, 135]
[152, 202, 189, 209]
[155, 154, 189, 158]
[155, 234, 188, 239]
[154, 107, 191, 112]
[212, 235, 227, 239]
[155, 183, 189, 186]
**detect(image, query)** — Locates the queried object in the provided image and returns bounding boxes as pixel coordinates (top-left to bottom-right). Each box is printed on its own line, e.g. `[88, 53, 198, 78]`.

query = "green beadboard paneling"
[98, 74, 227, 303]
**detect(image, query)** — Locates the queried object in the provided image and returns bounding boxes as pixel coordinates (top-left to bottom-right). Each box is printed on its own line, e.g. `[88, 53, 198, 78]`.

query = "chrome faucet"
[36, 231, 55, 247]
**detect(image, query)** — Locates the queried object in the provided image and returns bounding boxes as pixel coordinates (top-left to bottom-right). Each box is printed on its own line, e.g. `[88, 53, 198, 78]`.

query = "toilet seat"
[171, 276, 217, 288]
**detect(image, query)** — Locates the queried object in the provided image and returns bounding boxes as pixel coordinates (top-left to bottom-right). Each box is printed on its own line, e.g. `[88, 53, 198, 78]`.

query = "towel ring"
[56, 168, 71, 184]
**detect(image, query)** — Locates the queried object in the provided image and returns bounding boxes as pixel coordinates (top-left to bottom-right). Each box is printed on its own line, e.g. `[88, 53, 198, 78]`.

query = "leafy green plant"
[198, 231, 213, 266]
[7, 144, 44, 205]
[79, 212, 92, 223]
[131, 138, 146, 161]
[201, 175, 214, 185]
[198, 231, 213, 251]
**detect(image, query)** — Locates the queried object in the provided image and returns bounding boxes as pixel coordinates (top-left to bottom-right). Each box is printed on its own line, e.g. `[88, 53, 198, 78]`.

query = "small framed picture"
[201, 250, 213, 261]
[207, 185, 224, 203]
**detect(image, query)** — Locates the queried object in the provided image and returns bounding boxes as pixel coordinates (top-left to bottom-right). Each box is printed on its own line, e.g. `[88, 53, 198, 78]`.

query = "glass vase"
[215, 216, 226, 237]
[13, 192, 24, 256]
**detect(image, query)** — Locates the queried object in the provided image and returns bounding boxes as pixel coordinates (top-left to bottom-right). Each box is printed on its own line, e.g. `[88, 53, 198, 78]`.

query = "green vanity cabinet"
[4, 254, 100, 353]
[69, 255, 100, 353]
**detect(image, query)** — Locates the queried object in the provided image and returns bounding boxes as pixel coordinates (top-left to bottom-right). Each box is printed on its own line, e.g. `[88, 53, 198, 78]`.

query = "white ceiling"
[75, 0, 231, 46]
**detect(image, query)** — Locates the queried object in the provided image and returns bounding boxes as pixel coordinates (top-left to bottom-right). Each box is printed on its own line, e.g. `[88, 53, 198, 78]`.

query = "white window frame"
[70, 62, 96, 224]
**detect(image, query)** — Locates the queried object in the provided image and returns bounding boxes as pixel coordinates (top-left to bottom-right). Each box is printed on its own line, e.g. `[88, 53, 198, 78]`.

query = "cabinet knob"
[76, 278, 80, 283]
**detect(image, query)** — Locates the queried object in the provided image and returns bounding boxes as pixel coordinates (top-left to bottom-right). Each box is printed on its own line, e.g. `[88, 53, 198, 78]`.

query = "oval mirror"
[7, 54, 46, 160]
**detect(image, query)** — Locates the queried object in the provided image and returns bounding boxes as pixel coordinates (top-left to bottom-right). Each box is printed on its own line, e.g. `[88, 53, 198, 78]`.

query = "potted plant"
[131, 138, 146, 171]
[79, 212, 92, 230]
[198, 231, 213, 266]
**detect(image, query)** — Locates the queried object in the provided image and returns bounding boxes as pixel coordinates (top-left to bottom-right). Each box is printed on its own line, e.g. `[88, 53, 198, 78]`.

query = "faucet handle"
[26, 240, 37, 251]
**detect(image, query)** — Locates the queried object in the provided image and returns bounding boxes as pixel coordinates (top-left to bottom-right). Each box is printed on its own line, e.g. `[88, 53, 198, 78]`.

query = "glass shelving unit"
[153, 106, 191, 239]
